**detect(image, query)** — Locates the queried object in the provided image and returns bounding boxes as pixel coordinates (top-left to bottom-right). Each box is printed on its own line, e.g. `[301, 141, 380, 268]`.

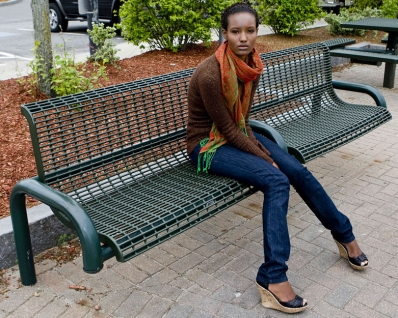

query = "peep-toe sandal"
[334, 239, 368, 270]
[256, 282, 307, 314]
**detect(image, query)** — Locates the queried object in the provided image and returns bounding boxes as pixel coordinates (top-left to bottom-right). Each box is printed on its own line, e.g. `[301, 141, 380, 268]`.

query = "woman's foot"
[256, 281, 307, 313]
[334, 239, 368, 270]
[268, 281, 298, 303]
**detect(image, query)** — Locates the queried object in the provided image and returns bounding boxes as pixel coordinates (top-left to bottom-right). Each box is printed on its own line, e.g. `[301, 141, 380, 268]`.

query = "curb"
[0, 0, 21, 7]
[0, 204, 74, 270]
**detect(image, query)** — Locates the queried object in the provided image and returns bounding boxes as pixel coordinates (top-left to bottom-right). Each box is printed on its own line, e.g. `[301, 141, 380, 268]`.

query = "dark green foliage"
[325, 7, 382, 36]
[352, 0, 383, 10]
[256, 0, 323, 36]
[87, 23, 120, 64]
[381, 0, 398, 18]
[119, 0, 234, 52]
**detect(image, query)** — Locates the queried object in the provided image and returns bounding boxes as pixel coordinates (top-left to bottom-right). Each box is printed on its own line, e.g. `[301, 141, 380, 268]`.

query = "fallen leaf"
[69, 285, 86, 290]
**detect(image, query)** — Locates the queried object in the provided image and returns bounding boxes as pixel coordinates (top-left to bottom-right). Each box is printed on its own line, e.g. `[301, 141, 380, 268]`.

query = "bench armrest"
[249, 119, 288, 153]
[332, 80, 387, 108]
[10, 178, 103, 285]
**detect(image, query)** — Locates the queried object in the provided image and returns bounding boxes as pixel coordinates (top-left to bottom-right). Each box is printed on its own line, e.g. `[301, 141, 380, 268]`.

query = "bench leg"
[383, 62, 396, 89]
[9, 191, 37, 286]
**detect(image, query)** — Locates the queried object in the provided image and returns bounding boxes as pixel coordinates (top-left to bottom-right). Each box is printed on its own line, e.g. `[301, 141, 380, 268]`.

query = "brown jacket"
[186, 54, 273, 163]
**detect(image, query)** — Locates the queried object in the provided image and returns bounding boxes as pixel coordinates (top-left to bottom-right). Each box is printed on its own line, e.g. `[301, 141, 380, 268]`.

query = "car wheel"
[112, 15, 122, 35]
[49, 3, 68, 32]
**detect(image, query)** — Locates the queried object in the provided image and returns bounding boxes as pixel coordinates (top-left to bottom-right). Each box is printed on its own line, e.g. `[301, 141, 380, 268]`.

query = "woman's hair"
[221, 2, 259, 30]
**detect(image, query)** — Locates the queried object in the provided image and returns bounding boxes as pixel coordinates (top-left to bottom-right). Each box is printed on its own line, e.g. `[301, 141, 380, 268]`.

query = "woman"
[186, 2, 368, 314]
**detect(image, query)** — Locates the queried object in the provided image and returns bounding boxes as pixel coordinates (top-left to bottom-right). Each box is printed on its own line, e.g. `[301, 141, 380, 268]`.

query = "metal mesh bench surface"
[254, 43, 392, 162]
[19, 68, 255, 263]
[322, 38, 356, 49]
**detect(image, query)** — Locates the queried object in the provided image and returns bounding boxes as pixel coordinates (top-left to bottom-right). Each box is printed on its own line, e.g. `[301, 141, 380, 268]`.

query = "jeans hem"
[332, 233, 356, 244]
[256, 275, 288, 286]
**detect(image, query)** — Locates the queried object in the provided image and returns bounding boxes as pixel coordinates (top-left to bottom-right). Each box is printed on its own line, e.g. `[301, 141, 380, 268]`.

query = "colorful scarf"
[197, 41, 264, 173]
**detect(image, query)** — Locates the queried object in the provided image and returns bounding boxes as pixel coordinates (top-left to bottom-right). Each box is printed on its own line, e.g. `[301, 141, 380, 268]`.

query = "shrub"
[87, 23, 120, 64]
[51, 47, 107, 96]
[119, 0, 234, 52]
[25, 39, 107, 98]
[256, 0, 323, 36]
[352, 0, 383, 10]
[324, 7, 382, 36]
[381, 0, 398, 18]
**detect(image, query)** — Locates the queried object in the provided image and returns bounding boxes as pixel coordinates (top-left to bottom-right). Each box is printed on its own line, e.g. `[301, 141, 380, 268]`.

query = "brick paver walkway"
[1, 63, 397, 317]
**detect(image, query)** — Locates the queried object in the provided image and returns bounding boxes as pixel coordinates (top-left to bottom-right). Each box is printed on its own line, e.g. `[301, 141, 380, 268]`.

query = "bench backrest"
[22, 69, 194, 194]
[253, 42, 332, 123]
[21, 43, 332, 195]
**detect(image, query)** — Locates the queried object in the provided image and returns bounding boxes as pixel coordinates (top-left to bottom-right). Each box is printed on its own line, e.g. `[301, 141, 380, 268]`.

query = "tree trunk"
[31, 0, 55, 97]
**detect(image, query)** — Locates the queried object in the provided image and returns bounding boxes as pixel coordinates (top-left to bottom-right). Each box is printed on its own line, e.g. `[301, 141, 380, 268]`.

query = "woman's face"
[222, 12, 258, 61]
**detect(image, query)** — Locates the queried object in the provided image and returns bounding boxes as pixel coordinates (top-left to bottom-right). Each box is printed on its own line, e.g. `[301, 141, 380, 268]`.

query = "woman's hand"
[272, 162, 279, 169]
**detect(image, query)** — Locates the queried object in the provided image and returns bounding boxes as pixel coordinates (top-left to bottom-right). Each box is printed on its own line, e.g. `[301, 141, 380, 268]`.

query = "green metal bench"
[330, 48, 398, 88]
[322, 38, 356, 49]
[10, 42, 391, 286]
[11, 68, 264, 286]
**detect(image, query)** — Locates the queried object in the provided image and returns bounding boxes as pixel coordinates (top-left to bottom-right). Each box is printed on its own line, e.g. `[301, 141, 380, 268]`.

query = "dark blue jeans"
[189, 132, 355, 285]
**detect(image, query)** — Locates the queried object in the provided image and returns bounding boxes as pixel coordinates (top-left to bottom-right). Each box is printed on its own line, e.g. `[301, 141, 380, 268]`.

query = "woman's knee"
[285, 163, 312, 186]
[259, 170, 290, 193]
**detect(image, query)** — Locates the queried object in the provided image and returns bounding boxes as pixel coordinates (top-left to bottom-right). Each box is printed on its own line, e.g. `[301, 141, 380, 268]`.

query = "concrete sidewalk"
[0, 63, 397, 317]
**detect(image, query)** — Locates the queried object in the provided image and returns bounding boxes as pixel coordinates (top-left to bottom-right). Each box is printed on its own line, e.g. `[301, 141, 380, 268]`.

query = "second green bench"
[330, 48, 398, 88]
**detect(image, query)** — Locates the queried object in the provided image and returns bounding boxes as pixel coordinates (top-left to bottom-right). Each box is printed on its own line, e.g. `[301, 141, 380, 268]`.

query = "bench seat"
[252, 99, 391, 162]
[330, 47, 398, 88]
[329, 48, 398, 63]
[78, 161, 255, 261]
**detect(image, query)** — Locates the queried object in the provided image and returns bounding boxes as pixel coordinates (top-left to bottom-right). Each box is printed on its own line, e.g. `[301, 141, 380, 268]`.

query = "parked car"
[49, 0, 121, 32]
[318, 0, 354, 13]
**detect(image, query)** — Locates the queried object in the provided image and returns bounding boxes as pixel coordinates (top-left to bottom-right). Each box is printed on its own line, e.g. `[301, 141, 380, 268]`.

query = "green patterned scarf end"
[197, 138, 215, 174]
